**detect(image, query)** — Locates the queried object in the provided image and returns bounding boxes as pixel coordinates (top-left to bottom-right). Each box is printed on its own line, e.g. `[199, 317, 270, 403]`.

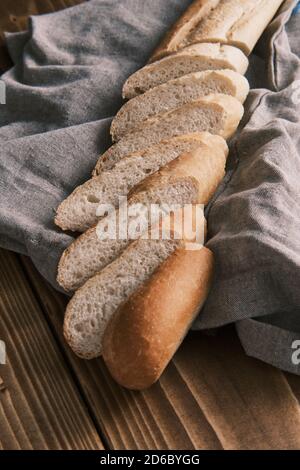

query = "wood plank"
[0, 0, 85, 72]
[285, 373, 300, 404]
[173, 332, 300, 450]
[22, 254, 300, 450]
[21, 255, 223, 450]
[0, 250, 104, 450]
[1, 0, 300, 452]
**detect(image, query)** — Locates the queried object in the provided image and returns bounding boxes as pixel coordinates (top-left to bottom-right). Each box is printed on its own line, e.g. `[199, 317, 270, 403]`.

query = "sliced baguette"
[123, 43, 248, 99]
[149, 0, 220, 63]
[112, 70, 249, 140]
[129, 135, 227, 207]
[57, 139, 227, 292]
[57, 177, 199, 292]
[64, 206, 207, 360]
[150, 0, 284, 60]
[103, 246, 214, 390]
[64, 236, 183, 359]
[56, 133, 215, 232]
[95, 93, 243, 173]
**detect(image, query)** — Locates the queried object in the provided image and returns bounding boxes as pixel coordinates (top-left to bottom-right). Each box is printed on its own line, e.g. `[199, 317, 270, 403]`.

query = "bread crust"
[123, 43, 249, 100]
[57, 224, 97, 291]
[57, 134, 227, 292]
[93, 132, 223, 176]
[112, 70, 249, 141]
[129, 137, 228, 205]
[102, 246, 214, 390]
[149, 0, 219, 62]
[57, 174, 201, 292]
[63, 207, 207, 360]
[63, 236, 183, 359]
[200, 93, 244, 139]
[95, 94, 241, 173]
[149, 0, 284, 60]
[227, 0, 284, 55]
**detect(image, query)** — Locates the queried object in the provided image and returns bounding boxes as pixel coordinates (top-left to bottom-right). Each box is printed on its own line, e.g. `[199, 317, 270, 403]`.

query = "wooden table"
[1, 0, 300, 451]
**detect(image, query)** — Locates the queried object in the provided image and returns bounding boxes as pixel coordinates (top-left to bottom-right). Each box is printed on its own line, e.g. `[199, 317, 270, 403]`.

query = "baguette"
[149, 0, 220, 63]
[57, 136, 228, 292]
[56, 133, 216, 232]
[150, 0, 284, 61]
[64, 203, 207, 360]
[123, 43, 248, 99]
[112, 70, 249, 141]
[57, 177, 198, 292]
[129, 135, 227, 206]
[103, 246, 214, 390]
[64, 236, 182, 359]
[94, 93, 242, 173]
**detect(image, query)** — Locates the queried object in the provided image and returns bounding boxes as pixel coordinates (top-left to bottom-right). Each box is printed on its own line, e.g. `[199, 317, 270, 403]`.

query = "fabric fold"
[194, 0, 300, 374]
[0, 0, 300, 373]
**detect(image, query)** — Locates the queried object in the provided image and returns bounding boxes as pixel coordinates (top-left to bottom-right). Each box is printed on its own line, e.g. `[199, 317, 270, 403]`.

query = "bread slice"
[129, 136, 227, 207]
[112, 70, 249, 140]
[57, 177, 199, 292]
[55, 133, 215, 232]
[123, 43, 248, 99]
[57, 138, 227, 292]
[63, 236, 183, 359]
[150, 0, 284, 60]
[103, 246, 214, 390]
[95, 93, 243, 173]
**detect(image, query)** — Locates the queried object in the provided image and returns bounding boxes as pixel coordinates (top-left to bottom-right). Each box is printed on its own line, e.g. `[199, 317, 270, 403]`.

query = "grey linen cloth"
[0, 0, 300, 374]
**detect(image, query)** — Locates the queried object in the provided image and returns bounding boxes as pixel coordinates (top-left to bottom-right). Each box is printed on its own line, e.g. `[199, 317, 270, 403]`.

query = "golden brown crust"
[149, 0, 284, 61]
[111, 70, 249, 141]
[57, 134, 227, 291]
[149, 0, 219, 63]
[94, 94, 236, 175]
[93, 132, 213, 176]
[226, 0, 284, 55]
[200, 94, 243, 139]
[128, 137, 228, 206]
[102, 246, 214, 390]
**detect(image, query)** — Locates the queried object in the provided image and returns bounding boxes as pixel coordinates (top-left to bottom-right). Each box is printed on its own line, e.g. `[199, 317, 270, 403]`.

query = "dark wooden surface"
[1, 0, 300, 451]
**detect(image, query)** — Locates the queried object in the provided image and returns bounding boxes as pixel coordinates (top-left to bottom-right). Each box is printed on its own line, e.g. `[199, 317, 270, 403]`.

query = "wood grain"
[0, 250, 104, 450]
[173, 332, 300, 450]
[22, 254, 300, 450]
[21, 255, 223, 450]
[1, 0, 300, 451]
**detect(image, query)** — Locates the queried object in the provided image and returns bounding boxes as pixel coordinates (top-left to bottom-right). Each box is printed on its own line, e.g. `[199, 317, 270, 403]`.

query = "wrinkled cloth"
[0, 0, 300, 374]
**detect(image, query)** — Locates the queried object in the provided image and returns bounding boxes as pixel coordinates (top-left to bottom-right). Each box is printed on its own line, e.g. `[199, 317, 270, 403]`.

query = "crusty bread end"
[103, 245, 214, 390]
